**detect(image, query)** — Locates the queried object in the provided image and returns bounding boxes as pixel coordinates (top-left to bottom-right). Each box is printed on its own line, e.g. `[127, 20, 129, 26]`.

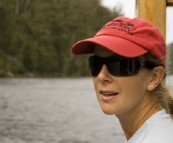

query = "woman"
[71, 16, 173, 142]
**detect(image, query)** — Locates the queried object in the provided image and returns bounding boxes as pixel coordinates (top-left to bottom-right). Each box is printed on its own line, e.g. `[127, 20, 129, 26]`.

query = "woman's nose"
[97, 65, 112, 83]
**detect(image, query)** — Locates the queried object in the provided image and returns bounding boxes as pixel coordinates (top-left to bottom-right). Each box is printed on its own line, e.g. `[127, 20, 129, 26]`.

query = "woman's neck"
[117, 101, 161, 140]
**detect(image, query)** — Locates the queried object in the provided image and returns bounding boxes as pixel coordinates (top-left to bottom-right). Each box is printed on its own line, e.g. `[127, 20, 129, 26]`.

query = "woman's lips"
[99, 90, 119, 101]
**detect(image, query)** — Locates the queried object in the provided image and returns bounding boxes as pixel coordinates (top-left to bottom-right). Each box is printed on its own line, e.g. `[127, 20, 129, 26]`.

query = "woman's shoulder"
[126, 110, 173, 143]
[142, 122, 173, 143]
[141, 110, 173, 143]
[146, 109, 173, 129]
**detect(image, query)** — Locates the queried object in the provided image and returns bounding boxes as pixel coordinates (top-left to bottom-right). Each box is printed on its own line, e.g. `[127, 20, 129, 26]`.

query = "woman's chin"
[101, 108, 117, 115]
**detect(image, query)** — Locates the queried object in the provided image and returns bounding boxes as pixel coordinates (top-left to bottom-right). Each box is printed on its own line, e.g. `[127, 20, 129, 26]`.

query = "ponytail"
[154, 80, 173, 119]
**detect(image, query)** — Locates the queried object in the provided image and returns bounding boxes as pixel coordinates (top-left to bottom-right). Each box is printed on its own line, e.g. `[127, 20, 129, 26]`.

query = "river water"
[0, 76, 173, 143]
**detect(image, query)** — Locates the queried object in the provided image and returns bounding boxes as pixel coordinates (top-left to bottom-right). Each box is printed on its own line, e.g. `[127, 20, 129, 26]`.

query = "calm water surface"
[0, 76, 173, 143]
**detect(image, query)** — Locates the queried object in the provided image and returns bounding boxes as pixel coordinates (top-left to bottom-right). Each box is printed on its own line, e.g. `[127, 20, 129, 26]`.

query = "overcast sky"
[101, 0, 173, 44]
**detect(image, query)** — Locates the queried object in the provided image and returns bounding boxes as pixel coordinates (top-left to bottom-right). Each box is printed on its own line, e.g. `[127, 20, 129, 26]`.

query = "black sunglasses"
[89, 55, 156, 77]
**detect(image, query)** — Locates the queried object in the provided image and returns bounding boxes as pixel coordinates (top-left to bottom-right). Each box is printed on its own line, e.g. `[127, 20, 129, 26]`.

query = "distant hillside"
[0, 0, 123, 77]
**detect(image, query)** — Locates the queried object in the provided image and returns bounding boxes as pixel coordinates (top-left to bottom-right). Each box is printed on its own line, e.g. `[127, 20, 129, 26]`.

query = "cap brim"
[71, 35, 148, 58]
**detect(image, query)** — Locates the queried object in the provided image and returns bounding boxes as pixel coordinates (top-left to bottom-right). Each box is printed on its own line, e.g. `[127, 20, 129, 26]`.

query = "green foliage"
[0, 0, 123, 77]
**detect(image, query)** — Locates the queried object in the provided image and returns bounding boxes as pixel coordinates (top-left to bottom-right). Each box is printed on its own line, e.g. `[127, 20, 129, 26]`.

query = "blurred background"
[0, 0, 123, 77]
[0, 0, 172, 143]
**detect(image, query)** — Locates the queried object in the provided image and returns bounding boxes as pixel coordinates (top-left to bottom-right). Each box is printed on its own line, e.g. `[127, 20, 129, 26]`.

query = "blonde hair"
[144, 53, 173, 119]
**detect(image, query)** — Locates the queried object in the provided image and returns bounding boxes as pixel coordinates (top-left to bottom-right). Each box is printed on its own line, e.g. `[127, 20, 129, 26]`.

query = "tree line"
[0, 0, 172, 77]
[0, 0, 122, 77]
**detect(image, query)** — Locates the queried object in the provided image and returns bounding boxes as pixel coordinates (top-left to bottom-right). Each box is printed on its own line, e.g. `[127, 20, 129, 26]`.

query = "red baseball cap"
[71, 16, 166, 65]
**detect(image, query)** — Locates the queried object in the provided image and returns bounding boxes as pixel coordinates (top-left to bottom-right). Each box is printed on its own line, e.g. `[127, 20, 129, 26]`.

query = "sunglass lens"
[108, 58, 140, 76]
[106, 57, 123, 76]
[89, 56, 103, 76]
[90, 66, 102, 76]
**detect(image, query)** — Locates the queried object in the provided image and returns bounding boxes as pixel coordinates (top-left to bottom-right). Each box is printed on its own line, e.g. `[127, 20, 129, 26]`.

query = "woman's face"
[92, 45, 153, 116]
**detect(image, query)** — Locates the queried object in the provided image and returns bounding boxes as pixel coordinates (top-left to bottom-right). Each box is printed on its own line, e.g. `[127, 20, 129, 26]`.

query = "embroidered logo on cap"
[100, 19, 136, 35]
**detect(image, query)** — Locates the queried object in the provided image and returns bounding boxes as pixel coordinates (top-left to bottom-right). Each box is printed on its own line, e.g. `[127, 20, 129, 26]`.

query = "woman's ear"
[147, 66, 165, 91]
